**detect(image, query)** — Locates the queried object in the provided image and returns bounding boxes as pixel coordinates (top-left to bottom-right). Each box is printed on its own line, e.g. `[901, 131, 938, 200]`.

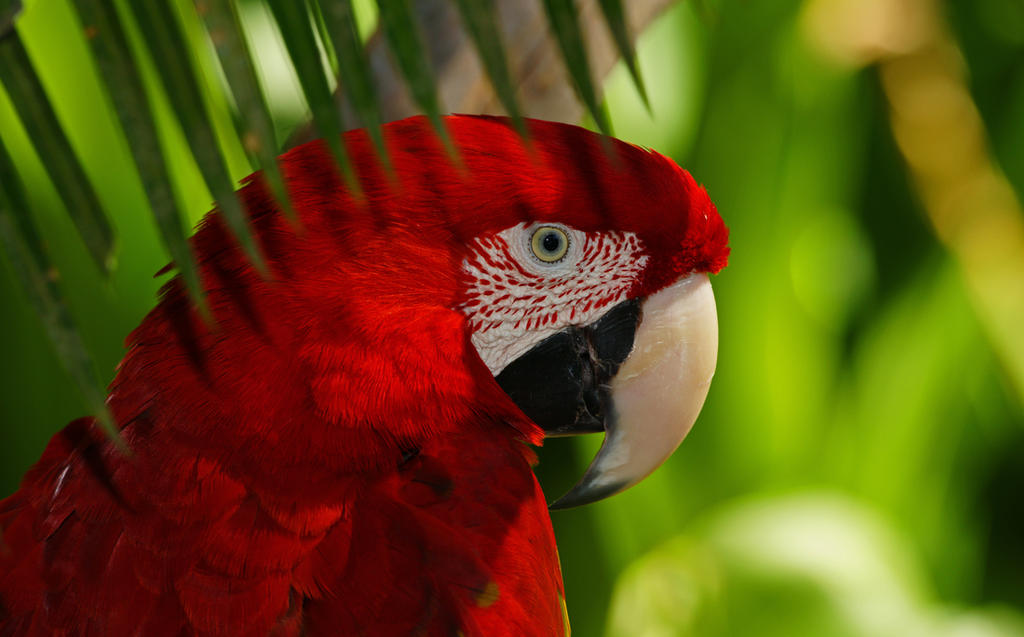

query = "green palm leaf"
[200, 0, 298, 224]
[267, 0, 360, 192]
[540, 0, 611, 135]
[0, 31, 116, 274]
[452, 0, 527, 139]
[0, 0, 653, 441]
[71, 0, 210, 320]
[319, 0, 392, 171]
[376, 0, 457, 160]
[128, 1, 267, 275]
[0, 134, 123, 449]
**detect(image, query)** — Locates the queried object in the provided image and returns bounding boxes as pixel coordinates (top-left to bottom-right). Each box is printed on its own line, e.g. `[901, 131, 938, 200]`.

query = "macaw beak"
[495, 273, 719, 509]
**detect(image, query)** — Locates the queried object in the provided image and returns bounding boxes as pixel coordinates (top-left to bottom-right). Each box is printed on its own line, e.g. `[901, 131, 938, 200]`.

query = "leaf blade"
[319, 0, 391, 170]
[0, 133, 124, 449]
[375, 0, 457, 160]
[539, 0, 611, 135]
[451, 0, 527, 139]
[198, 0, 297, 224]
[0, 30, 116, 273]
[596, 0, 649, 112]
[0, 0, 22, 38]
[71, 0, 209, 319]
[127, 1, 267, 275]
[266, 0, 360, 193]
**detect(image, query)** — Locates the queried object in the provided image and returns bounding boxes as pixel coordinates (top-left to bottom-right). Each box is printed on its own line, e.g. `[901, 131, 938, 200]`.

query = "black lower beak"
[494, 299, 641, 437]
[493, 274, 719, 510]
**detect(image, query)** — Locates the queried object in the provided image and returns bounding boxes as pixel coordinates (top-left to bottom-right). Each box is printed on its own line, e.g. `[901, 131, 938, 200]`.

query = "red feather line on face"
[0, 115, 727, 636]
[459, 224, 649, 374]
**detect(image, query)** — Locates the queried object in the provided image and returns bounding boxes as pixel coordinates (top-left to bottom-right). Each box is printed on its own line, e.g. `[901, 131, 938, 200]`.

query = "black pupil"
[542, 231, 562, 254]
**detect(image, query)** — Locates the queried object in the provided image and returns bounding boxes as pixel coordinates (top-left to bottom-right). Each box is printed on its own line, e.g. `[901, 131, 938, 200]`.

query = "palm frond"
[0, 0, 659, 438]
[0, 133, 123, 448]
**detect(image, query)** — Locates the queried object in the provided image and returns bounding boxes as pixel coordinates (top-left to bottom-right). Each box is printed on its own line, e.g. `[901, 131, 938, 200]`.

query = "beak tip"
[547, 478, 628, 510]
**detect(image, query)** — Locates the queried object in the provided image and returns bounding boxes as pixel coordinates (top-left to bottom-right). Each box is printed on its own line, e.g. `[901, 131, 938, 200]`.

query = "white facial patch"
[460, 223, 648, 374]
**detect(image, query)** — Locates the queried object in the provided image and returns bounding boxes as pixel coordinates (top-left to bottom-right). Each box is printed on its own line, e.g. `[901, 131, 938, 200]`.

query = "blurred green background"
[2, 0, 1023, 635]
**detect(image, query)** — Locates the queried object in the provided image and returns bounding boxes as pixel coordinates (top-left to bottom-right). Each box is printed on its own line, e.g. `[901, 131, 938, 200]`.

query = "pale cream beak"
[549, 273, 719, 509]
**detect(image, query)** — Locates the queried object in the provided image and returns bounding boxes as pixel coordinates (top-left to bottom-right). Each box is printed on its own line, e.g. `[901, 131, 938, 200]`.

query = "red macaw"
[0, 116, 728, 636]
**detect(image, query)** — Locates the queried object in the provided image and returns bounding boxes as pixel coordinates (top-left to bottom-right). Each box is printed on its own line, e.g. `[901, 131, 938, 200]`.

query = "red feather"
[1, 116, 726, 635]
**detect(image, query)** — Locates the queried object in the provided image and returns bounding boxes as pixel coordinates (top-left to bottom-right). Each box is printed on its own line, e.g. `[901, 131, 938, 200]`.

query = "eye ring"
[530, 226, 570, 263]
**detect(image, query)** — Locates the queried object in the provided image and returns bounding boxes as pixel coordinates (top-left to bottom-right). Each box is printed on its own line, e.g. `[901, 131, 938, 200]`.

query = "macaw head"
[178, 115, 728, 508]
[440, 117, 729, 507]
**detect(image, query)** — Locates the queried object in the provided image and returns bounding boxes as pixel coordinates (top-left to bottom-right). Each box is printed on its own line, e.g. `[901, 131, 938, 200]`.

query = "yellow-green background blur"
[2, 1, 1023, 635]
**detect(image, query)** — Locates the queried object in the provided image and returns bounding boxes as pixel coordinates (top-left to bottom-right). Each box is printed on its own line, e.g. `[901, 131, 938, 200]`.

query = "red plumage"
[0, 116, 726, 636]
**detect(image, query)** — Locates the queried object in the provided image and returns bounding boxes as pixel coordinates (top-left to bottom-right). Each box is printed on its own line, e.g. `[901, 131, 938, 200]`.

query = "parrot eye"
[530, 226, 570, 263]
